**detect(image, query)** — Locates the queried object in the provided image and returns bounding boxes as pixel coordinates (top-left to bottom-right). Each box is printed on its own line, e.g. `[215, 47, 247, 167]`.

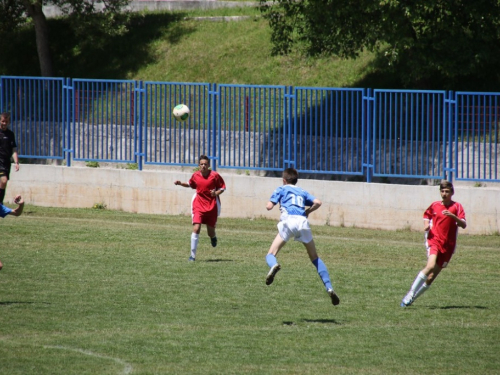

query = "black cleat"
[328, 289, 340, 306]
[266, 264, 281, 285]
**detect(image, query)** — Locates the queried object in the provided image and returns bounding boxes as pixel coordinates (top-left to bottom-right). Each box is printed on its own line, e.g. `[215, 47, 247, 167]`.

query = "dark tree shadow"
[352, 48, 500, 92]
[0, 11, 195, 78]
[429, 305, 487, 310]
[0, 301, 47, 306]
[282, 319, 342, 325]
[303, 318, 342, 325]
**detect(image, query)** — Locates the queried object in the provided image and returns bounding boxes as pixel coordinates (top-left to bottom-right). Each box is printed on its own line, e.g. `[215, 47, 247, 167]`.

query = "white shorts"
[277, 214, 313, 244]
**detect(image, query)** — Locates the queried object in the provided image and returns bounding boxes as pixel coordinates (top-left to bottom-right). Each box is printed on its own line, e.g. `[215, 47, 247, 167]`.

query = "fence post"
[135, 80, 144, 171]
[363, 88, 375, 183]
[208, 83, 219, 170]
[283, 85, 295, 168]
[444, 90, 456, 182]
[245, 95, 249, 132]
[63, 77, 73, 167]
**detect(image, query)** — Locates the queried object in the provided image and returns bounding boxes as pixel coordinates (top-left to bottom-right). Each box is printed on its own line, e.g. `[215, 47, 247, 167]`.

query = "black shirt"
[0, 128, 17, 170]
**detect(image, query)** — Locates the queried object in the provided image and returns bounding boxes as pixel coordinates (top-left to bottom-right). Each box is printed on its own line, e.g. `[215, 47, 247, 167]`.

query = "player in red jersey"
[401, 180, 466, 307]
[174, 155, 226, 261]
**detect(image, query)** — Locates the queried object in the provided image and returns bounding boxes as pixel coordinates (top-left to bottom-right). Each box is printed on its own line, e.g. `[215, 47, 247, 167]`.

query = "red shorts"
[426, 242, 455, 268]
[192, 207, 218, 228]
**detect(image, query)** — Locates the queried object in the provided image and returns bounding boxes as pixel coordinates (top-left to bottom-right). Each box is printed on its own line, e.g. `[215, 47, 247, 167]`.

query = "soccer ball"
[173, 104, 190, 121]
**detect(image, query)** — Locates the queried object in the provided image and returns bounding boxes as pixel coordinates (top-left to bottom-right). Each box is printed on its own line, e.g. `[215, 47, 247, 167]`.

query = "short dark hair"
[0, 112, 10, 120]
[440, 180, 454, 194]
[283, 168, 298, 185]
[199, 155, 210, 164]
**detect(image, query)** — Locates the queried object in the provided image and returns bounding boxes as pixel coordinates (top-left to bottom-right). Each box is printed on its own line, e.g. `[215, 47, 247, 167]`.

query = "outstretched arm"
[9, 195, 24, 216]
[174, 180, 189, 188]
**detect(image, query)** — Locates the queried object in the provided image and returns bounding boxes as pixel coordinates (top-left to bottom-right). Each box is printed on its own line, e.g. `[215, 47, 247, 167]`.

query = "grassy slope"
[0, 6, 396, 88]
[2, 5, 499, 90]
[131, 12, 379, 88]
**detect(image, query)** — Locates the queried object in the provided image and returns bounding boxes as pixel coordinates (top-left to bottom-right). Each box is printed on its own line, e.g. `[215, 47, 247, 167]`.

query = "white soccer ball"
[173, 104, 190, 121]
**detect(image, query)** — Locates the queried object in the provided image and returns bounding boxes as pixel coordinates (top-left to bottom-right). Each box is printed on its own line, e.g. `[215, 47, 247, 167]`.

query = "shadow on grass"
[282, 319, 341, 325]
[303, 318, 342, 324]
[429, 305, 488, 310]
[353, 48, 500, 91]
[0, 301, 46, 306]
[204, 259, 234, 262]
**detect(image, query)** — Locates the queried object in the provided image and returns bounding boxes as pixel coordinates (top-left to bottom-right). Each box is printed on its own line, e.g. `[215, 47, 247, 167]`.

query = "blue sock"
[266, 254, 277, 268]
[312, 258, 333, 291]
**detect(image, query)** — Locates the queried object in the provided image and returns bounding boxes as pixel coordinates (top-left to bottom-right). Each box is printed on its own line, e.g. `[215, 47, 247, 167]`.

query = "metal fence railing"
[1, 76, 499, 183]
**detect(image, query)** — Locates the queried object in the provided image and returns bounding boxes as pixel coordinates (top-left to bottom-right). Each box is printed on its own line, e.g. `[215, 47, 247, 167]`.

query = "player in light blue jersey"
[0, 194, 24, 271]
[264, 168, 340, 306]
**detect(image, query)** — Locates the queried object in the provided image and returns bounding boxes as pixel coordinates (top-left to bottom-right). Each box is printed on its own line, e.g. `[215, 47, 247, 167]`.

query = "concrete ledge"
[7, 165, 500, 235]
[43, 1, 258, 18]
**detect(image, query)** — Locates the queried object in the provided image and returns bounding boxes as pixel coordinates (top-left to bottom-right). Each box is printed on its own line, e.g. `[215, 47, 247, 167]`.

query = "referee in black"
[0, 112, 19, 205]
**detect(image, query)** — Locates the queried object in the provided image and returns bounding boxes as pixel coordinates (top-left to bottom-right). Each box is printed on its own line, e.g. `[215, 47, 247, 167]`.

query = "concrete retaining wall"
[43, 1, 257, 18]
[7, 165, 500, 235]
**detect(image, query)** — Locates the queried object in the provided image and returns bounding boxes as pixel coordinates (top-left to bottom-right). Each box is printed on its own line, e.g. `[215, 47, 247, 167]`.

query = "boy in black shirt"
[0, 112, 19, 204]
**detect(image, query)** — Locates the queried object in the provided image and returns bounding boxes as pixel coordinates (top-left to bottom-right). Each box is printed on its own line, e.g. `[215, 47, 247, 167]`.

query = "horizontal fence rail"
[1, 76, 499, 183]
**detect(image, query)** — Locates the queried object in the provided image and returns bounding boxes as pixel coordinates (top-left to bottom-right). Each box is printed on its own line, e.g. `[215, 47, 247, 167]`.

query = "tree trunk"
[22, 0, 54, 77]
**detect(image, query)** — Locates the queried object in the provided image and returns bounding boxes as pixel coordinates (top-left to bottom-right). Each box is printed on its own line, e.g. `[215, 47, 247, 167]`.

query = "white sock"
[190, 233, 199, 258]
[414, 283, 430, 300]
[410, 272, 428, 294]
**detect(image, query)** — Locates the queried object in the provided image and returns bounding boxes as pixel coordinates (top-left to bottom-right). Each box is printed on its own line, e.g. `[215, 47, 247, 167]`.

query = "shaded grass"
[1, 205, 499, 374]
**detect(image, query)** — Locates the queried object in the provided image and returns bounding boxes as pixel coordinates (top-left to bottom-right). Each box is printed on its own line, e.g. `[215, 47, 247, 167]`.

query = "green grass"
[1, 206, 499, 374]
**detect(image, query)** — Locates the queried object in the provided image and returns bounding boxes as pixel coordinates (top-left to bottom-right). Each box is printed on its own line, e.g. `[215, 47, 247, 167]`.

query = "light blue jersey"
[269, 185, 315, 217]
[0, 204, 12, 218]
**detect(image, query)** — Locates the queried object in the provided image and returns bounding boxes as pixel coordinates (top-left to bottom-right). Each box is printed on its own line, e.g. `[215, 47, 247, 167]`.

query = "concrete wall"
[42, 1, 257, 18]
[7, 165, 500, 235]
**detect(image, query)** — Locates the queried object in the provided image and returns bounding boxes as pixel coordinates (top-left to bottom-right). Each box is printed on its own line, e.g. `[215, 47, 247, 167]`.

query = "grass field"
[1, 205, 499, 374]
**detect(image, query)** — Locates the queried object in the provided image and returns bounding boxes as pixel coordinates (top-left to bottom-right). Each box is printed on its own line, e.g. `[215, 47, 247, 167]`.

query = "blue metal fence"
[1, 75, 499, 183]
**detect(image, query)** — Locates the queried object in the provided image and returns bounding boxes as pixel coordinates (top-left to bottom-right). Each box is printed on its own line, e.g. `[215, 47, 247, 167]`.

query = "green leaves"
[260, 0, 500, 88]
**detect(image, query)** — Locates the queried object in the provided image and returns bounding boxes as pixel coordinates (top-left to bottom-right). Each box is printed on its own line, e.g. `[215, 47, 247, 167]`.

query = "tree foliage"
[0, 0, 131, 76]
[260, 0, 500, 88]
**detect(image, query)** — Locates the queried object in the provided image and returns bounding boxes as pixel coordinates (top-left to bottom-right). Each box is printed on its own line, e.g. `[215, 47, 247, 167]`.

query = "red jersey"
[188, 170, 226, 214]
[424, 200, 466, 250]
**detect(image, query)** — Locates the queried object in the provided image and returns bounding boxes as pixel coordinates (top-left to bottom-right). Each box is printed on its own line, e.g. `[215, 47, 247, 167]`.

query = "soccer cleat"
[266, 264, 281, 285]
[188, 256, 196, 262]
[211, 236, 218, 247]
[400, 292, 414, 307]
[327, 289, 340, 306]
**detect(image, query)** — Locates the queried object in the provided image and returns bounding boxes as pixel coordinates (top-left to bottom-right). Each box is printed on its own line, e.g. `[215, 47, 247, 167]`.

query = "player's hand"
[14, 195, 23, 204]
[174, 180, 181, 186]
[442, 210, 454, 218]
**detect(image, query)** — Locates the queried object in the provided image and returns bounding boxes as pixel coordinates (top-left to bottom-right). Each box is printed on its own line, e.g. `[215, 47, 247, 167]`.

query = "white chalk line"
[44, 345, 133, 375]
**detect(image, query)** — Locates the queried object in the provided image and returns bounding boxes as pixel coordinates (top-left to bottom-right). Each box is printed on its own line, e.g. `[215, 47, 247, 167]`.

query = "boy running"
[174, 155, 226, 261]
[264, 168, 340, 306]
[401, 180, 466, 307]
